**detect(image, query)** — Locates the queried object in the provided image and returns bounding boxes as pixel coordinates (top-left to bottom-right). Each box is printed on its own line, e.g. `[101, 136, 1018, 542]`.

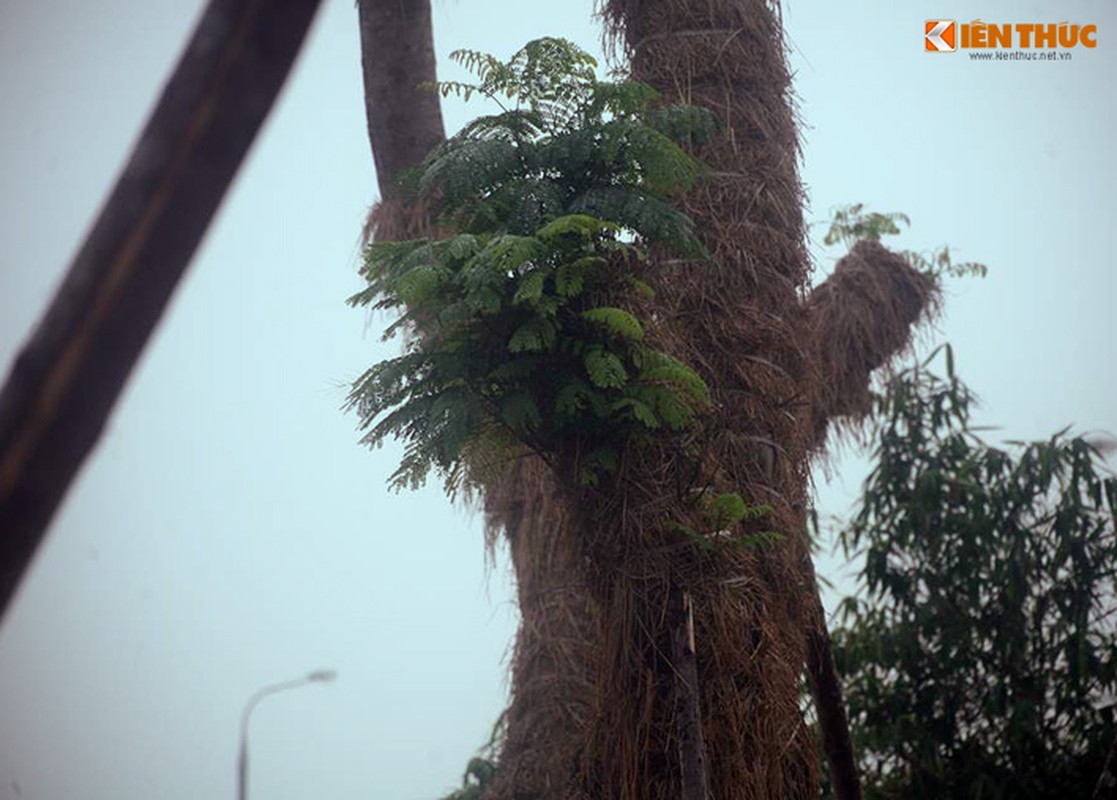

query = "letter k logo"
[925, 20, 957, 51]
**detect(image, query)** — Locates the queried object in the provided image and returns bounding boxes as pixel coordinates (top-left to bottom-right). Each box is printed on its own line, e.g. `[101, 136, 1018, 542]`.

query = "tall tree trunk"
[483, 458, 598, 799]
[597, 0, 820, 795]
[351, 3, 938, 798]
[0, 0, 322, 621]
[352, 7, 600, 797]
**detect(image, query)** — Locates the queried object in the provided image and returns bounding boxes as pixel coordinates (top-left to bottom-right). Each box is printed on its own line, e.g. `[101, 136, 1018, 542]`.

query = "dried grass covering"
[483, 456, 598, 799]
[807, 239, 940, 444]
[486, 1, 822, 797]
[361, 197, 436, 247]
[435, 4, 942, 798]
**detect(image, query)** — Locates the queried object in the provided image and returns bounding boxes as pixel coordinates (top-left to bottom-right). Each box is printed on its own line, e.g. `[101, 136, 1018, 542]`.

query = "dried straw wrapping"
[469, 3, 942, 798]
[807, 238, 940, 445]
[483, 456, 598, 799]
[484, 1, 821, 797]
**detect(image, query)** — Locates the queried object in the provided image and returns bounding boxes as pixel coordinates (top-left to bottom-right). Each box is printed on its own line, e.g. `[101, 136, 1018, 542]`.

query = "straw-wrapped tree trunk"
[484, 2, 937, 798]
[355, 1, 936, 798]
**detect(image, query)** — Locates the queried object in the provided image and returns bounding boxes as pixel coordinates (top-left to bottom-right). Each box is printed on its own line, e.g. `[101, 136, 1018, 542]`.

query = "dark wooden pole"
[670, 586, 710, 800]
[0, 0, 323, 620]
[802, 553, 862, 800]
[807, 612, 862, 799]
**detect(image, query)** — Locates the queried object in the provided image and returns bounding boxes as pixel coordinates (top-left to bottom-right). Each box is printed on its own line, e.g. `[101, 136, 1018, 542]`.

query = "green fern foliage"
[666, 494, 782, 553]
[823, 203, 910, 247]
[823, 203, 988, 280]
[349, 38, 718, 493]
[416, 37, 714, 254]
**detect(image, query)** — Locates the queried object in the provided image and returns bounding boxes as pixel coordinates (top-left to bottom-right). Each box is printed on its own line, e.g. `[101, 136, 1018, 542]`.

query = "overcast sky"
[0, 1, 1114, 798]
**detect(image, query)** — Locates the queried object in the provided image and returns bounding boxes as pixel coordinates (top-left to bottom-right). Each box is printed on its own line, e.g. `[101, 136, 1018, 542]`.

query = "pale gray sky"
[0, 1, 1113, 798]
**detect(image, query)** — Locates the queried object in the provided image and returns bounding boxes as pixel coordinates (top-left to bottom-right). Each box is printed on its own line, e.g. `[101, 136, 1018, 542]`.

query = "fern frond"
[459, 110, 547, 142]
[569, 187, 703, 256]
[419, 138, 520, 208]
[555, 378, 592, 416]
[611, 397, 659, 429]
[536, 213, 619, 241]
[500, 392, 542, 430]
[513, 268, 548, 306]
[499, 179, 567, 235]
[583, 80, 659, 120]
[508, 317, 556, 352]
[481, 234, 543, 274]
[601, 118, 704, 194]
[584, 347, 627, 388]
[645, 104, 718, 146]
[581, 307, 644, 342]
[447, 49, 517, 92]
[639, 352, 711, 406]
[427, 79, 485, 102]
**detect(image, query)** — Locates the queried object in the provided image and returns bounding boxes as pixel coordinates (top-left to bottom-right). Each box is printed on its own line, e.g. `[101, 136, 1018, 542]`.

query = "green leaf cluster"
[830, 345, 1117, 799]
[417, 37, 716, 256]
[438, 714, 505, 800]
[823, 203, 910, 247]
[902, 244, 989, 280]
[822, 203, 988, 280]
[667, 493, 782, 552]
[349, 38, 717, 493]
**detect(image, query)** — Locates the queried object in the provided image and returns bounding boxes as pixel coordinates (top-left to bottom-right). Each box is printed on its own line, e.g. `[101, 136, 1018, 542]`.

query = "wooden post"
[670, 586, 709, 800]
[0, 0, 322, 619]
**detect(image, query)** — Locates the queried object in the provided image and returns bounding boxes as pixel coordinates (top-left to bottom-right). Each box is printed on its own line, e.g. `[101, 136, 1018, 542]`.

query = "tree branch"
[356, 0, 445, 202]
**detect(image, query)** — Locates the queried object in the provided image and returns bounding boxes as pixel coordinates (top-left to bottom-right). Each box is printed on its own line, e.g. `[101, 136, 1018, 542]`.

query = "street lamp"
[237, 669, 337, 800]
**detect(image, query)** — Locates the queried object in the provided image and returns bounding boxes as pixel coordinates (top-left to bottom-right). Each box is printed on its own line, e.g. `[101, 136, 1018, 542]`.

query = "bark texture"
[357, 0, 445, 202]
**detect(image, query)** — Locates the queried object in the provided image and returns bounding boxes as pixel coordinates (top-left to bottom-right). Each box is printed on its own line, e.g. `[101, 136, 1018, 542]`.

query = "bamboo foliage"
[834, 353, 1117, 799]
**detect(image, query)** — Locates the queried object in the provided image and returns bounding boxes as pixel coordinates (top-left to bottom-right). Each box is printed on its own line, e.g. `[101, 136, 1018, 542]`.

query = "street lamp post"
[237, 669, 337, 800]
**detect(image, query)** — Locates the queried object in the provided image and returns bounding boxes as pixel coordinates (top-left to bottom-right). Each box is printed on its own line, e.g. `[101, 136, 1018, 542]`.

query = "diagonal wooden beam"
[0, 0, 323, 621]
